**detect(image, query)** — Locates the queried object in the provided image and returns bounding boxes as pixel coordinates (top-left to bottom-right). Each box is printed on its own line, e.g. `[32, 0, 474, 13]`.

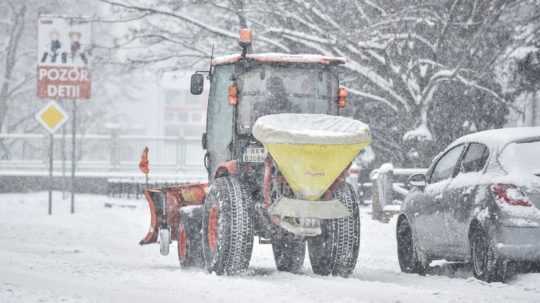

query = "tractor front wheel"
[308, 183, 360, 277]
[202, 176, 254, 275]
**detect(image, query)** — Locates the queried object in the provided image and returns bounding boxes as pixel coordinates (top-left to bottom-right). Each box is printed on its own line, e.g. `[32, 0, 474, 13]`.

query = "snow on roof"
[212, 53, 346, 66]
[403, 124, 433, 142]
[450, 127, 540, 151]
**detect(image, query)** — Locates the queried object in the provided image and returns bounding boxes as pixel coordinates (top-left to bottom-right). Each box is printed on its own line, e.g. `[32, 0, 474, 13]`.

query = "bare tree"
[0, 1, 32, 158]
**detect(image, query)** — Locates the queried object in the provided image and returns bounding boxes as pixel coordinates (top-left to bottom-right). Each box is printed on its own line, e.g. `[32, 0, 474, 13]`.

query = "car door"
[413, 144, 466, 257]
[445, 143, 489, 258]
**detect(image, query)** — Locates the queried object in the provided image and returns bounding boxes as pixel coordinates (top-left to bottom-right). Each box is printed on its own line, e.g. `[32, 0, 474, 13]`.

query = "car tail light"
[490, 184, 532, 207]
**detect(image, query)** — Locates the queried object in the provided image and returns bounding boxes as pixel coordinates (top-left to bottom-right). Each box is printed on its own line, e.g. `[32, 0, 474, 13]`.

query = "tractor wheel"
[396, 216, 426, 275]
[178, 206, 204, 268]
[272, 229, 305, 273]
[202, 176, 254, 275]
[308, 183, 360, 277]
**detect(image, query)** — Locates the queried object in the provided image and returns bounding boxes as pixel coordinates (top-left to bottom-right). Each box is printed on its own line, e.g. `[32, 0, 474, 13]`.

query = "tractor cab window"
[236, 65, 338, 134]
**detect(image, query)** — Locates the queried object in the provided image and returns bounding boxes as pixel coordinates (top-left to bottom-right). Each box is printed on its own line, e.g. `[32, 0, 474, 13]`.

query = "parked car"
[397, 127, 540, 282]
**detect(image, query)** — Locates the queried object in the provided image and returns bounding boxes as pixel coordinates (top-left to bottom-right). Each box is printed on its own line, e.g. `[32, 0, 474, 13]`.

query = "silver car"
[397, 127, 540, 282]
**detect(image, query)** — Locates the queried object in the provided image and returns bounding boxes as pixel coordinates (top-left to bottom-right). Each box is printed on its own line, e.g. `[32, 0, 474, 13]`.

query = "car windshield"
[499, 139, 540, 175]
[236, 65, 338, 134]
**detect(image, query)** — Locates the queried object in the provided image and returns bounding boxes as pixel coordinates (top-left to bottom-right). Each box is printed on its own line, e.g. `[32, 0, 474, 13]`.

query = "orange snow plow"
[139, 183, 208, 250]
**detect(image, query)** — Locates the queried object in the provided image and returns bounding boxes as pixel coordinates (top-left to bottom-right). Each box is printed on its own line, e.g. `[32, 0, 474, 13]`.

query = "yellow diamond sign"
[36, 101, 68, 133]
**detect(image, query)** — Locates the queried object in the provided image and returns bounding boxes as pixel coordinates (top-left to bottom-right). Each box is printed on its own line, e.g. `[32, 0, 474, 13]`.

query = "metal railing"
[0, 133, 207, 176]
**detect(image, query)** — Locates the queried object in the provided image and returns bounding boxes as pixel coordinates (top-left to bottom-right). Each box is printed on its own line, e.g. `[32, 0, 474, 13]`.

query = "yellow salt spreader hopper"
[253, 114, 371, 234]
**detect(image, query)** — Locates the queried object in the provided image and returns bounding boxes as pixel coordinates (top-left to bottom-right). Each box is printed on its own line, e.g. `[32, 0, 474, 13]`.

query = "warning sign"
[36, 101, 69, 133]
[37, 66, 91, 99]
[37, 16, 92, 99]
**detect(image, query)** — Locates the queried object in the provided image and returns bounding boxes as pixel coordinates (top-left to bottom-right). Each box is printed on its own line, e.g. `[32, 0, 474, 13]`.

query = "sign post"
[38, 16, 92, 214]
[48, 133, 53, 215]
[61, 105, 67, 199]
[36, 101, 68, 215]
[71, 101, 77, 213]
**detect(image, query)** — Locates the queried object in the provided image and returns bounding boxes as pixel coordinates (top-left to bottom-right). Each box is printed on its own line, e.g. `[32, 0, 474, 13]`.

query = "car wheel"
[470, 225, 513, 282]
[396, 216, 426, 275]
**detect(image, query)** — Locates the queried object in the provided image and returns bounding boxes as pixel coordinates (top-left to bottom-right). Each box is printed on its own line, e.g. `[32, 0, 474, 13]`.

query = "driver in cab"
[253, 76, 300, 122]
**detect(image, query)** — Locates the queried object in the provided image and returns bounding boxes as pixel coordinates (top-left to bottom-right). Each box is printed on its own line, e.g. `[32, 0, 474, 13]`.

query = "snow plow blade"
[139, 183, 208, 246]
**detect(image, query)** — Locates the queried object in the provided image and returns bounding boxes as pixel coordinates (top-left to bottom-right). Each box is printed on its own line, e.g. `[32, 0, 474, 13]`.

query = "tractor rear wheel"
[308, 183, 360, 277]
[202, 176, 254, 275]
[272, 229, 305, 273]
[178, 206, 203, 268]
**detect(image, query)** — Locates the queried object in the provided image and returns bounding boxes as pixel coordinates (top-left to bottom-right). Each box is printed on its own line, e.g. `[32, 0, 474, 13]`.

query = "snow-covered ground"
[1, 192, 540, 303]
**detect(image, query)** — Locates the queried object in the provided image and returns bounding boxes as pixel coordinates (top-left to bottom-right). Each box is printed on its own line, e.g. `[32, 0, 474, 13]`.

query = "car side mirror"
[407, 173, 426, 190]
[190, 73, 204, 95]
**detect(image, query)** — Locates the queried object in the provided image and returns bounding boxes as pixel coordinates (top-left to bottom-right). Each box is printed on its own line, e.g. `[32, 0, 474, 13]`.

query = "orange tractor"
[139, 31, 371, 276]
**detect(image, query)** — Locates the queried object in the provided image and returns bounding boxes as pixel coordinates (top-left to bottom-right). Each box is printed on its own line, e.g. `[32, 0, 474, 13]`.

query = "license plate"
[243, 147, 266, 163]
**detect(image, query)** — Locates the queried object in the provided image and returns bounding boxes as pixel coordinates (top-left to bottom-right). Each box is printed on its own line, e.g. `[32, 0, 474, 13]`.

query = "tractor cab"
[193, 52, 347, 179]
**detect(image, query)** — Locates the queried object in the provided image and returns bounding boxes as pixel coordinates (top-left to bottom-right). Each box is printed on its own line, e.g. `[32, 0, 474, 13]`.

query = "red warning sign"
[37, 16, 92, 100]
[37, 66, 91, 99]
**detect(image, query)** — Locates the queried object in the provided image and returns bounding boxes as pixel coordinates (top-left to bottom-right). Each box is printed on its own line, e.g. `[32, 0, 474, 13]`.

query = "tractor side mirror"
[190, 73, 204, 95]
[201, 132, 207, 150]
[407, 173, 426, 190]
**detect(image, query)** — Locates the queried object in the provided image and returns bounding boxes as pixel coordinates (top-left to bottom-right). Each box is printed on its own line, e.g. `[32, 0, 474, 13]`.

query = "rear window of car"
[460, 143, 489, 173]
[499, 139, 540, 175]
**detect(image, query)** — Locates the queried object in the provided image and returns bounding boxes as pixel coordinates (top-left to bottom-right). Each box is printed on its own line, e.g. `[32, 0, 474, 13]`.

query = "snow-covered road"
[1, 192, 540, 303]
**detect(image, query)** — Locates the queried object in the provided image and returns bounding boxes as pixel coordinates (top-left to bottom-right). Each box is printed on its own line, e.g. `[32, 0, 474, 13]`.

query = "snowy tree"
[254, 0, 526, 166]
[100, 0, 531, 166]
[495, 1, 540, 127]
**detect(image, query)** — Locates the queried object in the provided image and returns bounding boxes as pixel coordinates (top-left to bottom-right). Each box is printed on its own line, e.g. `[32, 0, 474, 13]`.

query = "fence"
[0, 133, 206, 175]
[369, 163, 427, 222]
[107, 176, 207, 199]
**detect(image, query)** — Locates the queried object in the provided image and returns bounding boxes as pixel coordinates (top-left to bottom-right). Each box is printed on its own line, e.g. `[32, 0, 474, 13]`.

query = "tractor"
[139, 30, 371, 276]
